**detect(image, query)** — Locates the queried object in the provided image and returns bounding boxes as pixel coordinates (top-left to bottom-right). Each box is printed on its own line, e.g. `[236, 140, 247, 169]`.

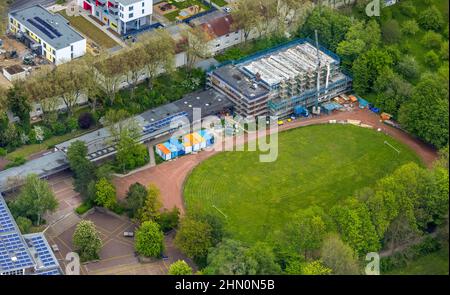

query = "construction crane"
[314, 30, 321, 112]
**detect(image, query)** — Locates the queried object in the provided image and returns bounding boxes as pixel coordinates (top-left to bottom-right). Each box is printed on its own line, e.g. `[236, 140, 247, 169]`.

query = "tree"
[421, 31, 443, 50]
[158, 207, 180, 233]
[187, 207, 225, 246]
[401, 19, 419, 36]
[140, 29, 175, 88]
[286, 206, 328, 260]
[11, 174, 58, 226]
[72, 220, 102, 262]
[168, 260, 193, 275]
[301, 260, 332, 275]
[247, 242, 281, 274]
[95, 53, 127, 106]
[94, 178, 117, 209]
[352, 48, 393, 95]
[16, 216, 32, 234]
[123, 44, 147, 98]
[6, 83, 31, 131]
[137, 183, 162, 223]
[320, 233, 360, 275]
[78, 112, 95, 129]
[398, 73, 449, 148]
[330, 199, 380, 256]
[181, 27, 211, 71]
[203, 239, 258, 275]
[373, 67, 413, 117]
[231, 0, 259, 43]
[135, 221, 164, 257]
[175, 218, 212, 263]
[381, 19, 401, 44]
[418, 6, 443, 31]
[126, 182, 148, 218]
[300, 6, 352, 52]
[67, 141, 96, 199]
[396, 55, 420, 81]
[424, 50, 440, 69]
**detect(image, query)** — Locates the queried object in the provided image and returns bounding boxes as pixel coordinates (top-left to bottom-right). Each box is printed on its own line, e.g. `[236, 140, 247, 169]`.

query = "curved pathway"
[112, 108, 438, 214]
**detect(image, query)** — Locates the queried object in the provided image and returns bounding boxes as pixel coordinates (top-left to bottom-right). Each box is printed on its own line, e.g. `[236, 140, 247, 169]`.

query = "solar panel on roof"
[27, 18, 55, 39]
[34, 17, 62, 38]
[0, 233, 34, 272]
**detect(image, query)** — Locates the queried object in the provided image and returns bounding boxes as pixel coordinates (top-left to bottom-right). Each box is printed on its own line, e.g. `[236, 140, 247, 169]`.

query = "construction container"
[199, 129, 214, 146]
[193, 132, 206, 149]
[294, 105, 309, 117]
[380, 112, 392, 121]
[182, 135, 194, 153]
[156, 144, 171, 161]
[164, 142, 178, 159]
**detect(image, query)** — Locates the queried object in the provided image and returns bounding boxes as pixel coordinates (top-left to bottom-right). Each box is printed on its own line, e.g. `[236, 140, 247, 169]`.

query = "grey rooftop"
[9, 5, 85, 50]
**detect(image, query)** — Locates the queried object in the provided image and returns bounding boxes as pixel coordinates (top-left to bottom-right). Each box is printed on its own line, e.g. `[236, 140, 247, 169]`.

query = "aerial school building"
[208, 39, 352, 118]
[8, 5, 86, 65]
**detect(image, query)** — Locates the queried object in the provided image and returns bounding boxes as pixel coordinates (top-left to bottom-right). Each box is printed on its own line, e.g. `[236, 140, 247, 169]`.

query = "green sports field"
[183, 124, 422, 245]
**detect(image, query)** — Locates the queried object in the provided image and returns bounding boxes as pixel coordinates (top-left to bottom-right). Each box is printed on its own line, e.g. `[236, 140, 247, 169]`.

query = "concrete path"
[149, 145, 156, 167]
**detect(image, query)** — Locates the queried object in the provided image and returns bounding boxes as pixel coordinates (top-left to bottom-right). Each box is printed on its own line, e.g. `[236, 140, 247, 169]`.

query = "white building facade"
[8, 5, 86, 65]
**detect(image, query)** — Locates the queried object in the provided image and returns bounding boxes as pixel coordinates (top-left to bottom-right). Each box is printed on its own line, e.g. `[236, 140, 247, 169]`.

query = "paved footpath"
[112, 108, 438, 214]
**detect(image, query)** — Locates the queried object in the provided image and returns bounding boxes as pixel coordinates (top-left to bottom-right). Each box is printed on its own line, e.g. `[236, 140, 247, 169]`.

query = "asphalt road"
[10, 0, 56, 11]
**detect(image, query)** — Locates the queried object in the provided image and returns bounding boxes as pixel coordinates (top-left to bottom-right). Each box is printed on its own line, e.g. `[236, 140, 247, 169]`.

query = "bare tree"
[181, 27, 211, 71]
[140, 29, 175, 88]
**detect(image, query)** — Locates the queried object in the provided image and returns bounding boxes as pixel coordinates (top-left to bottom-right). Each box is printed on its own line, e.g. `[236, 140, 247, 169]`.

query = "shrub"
[168, 260, 193, 275]
[16, 216, 32, 234]
[75, 202, 93, 215]
[158, 207, 180, 233]
[399, 1, 416, 17]
[401, 20, 419, 36]
[5, 156, 26, 169]
[0, 147, 7, 157]
[135, 221, 164, 258]
[421, 31, 444, 50]
[51, 121, 66, 136]
[67, 117, 78, 132]
[418, 6, 443, 31]
[424, 50, 440, 69]
[78, 112, 95, 129]
[382, 19, 401, 44]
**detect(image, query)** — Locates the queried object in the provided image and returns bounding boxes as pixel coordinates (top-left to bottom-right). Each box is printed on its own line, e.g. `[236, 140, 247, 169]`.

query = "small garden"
[159, 0, 212, 22]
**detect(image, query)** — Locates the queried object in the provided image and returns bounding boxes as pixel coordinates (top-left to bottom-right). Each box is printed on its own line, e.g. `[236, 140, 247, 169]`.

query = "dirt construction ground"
[112, 108, 438, 214]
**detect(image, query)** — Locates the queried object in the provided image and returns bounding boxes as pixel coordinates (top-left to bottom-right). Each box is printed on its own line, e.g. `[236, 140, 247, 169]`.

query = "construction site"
[208, 38, 352, 118]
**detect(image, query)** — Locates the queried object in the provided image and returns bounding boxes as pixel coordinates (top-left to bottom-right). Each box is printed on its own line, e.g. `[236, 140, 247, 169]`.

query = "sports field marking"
[212, 205, 228, 219]
[384, 140, 401, 154]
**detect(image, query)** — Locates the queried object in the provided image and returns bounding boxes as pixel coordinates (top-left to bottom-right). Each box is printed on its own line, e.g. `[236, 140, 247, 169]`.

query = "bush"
[5, 156, 26, 169]
[16, 216, 32, 234]
[75, 202, 93, 215]
[382, 19, 401, 44]
[135, 221, 164, 258]
[78, 112, 95, 129]
[67, 117, 78, 132]
[51, 121, 67, 136]
[424, 50, 440, 69]
[158, 207, 180, 233]
[397, 55, 420, 80]
[399, 1, 416, 17]
[421, 31, 444, 50]
[418, 6, 443, 31]
[401, 20, 419, 36]
[0, 147, 7, 157]
[168, 260, 193, 275]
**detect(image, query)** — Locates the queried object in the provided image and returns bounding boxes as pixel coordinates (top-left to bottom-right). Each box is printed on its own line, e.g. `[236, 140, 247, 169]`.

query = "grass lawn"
[184, 124, 421, 245]
[386, 248, 449, 275]
[58, 11, 118, 49]
[163, 0, 211, 21]
[211, 0, 228, 7]
[5, 128, 94, 161]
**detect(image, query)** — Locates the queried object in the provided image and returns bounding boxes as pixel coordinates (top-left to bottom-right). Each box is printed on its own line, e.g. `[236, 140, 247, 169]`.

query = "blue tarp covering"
[322, 102, 342, 112]
[357, 96, 370, 108]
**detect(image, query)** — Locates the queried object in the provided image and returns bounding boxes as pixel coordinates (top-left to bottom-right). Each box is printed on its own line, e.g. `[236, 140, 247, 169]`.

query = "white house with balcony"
[78, 0, 153, 35]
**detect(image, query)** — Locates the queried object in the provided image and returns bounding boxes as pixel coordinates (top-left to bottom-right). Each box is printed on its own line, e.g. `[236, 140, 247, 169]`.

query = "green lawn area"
[5, 128, 94, 161]
[211, 0, 228, 7]
[184, 124, 421, 245]
[386, 248, 449, 275]
[58, 10, 118, 49]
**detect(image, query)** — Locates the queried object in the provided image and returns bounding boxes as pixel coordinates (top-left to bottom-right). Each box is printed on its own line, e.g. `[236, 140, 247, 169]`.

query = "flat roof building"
[8, 5, 86, 65]
[0, 194, 63, 275]
[208, 39, 352, 118]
